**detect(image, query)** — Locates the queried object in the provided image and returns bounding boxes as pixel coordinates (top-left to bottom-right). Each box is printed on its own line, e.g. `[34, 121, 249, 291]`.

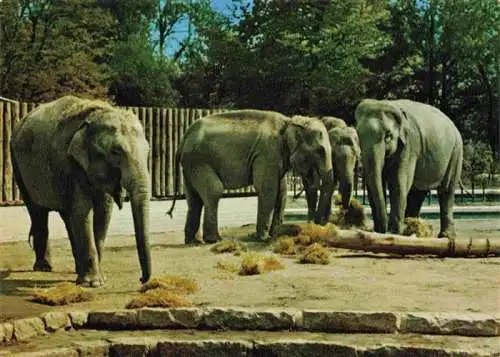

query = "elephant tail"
[458, 179, 473, 197]
[166, 144, 182, 218]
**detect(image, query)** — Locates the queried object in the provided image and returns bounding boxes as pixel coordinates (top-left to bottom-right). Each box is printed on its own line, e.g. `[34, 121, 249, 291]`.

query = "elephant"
[10, 95, 152, 287]
[319, 116, 347, 131]
[167, 110, 333, 243]
[354, 99, 463, 238]
[301, 118, 361, 223]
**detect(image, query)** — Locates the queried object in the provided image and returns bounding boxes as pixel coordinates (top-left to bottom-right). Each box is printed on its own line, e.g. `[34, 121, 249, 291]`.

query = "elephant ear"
[67, 123, 90, 171]
[330, 127, 361, 158]
[355, 99, 409, 146]
[50, 103, 101, 175]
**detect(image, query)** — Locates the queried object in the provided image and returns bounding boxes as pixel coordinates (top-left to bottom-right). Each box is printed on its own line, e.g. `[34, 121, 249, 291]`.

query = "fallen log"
[330, 229, 500, 257]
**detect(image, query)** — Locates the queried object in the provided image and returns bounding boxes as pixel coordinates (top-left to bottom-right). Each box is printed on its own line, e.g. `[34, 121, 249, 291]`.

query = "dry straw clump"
[211, 238, 247, 254]
[215, 260, 240, 273]
[239, 253, 284, 276]
[127, 275, 200, 309]
[139, 275, 200, 294]
[297, 223, 339, 246]
[273, 236, 298, 255]
[30, 283, 94, 306]
[402, 218, 434, 238]
[329, 196, 366, 228]
[126, 289, 192, 309]
[298, 243, 331, 265]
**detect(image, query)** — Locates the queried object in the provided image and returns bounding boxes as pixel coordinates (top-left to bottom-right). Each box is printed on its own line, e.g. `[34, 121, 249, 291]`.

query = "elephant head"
[53, 101, 152, 283]
[329, 126, 361, 210]
[320, 116, 347, 131]
[354, 99, 408, 233]
[286, 115, 334, 223]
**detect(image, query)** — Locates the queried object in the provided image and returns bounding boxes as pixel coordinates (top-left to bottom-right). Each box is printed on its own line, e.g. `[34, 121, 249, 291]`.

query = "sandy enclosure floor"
[0, 219, 499, 323]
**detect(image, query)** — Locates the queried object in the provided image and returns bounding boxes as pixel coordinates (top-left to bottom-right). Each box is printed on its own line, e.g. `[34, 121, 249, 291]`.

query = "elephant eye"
[110, 147, 122, 157]
[384, 130, 393, 143]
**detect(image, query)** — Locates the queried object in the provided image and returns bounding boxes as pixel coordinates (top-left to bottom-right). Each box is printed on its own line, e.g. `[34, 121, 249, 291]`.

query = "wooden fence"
[1, 99, 493, 206]
[0, 100, 260, 205]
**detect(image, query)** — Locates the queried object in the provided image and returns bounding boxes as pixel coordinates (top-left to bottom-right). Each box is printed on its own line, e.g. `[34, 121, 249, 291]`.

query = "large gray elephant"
[11, 95, 152, 287]
[167, 110, 333, 243]
[302, 118, 360, 223]
[355, 99, 463, 237]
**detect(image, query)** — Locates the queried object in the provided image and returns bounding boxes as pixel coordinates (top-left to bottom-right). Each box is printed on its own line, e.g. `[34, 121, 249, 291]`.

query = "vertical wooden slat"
[153, 108, 161, 197]
[178, 108, 185, 195]
[160, 108, 167, 197]
[12, 101, 20, 201]
[0, 102, 4, 202]
[3, 102, 12, 201]
[146, 107, 153, 195]
[167, 108, 174, 195]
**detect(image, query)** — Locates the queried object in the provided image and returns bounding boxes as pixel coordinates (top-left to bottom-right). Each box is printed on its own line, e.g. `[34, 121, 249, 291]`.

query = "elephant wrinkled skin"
[11, 95, 152, 287]
[355, 99, 463, 238]
[168, 110, 333, 243]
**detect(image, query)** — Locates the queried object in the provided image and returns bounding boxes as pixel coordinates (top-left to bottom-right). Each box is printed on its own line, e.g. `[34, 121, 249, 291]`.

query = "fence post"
[160, 108, 167, 197]
[12, 101, 20, 201]
[167, 108, 174, 196]
[0, 102, 3, 202]
[3, 102, 12, 201]
[153, 108, 161, 197]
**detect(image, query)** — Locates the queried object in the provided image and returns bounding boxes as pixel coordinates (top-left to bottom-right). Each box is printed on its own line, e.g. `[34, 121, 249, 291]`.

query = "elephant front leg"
[71, 185, 103, 287]
[387, 164, 414, 234]
[303, 179, 318, 222]
[93, 193, 113, 282]
[270, 176, 287, 237]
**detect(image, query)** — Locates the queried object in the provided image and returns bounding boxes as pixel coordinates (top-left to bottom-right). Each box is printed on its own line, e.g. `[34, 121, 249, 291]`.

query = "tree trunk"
[478, 63, 498, 160]
[328, 229, 499, 257]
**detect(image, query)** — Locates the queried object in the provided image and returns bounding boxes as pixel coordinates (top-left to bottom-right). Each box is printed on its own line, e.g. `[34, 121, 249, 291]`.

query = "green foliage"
[0, 0, 497, 157]
[462, 140, 495, 185]
[0, 0, 117, 102]
[108, 35, 179, 107]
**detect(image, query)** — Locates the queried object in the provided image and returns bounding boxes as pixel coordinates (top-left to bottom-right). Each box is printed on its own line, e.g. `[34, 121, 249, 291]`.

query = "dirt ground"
[0, 219, 499, 323]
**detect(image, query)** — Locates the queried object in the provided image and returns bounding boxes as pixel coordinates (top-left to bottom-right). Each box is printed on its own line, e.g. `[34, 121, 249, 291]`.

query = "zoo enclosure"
[0, 99, 496, 205]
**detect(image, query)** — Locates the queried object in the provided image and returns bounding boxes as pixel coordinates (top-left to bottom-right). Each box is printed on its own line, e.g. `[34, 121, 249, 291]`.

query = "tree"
[0, 0, 116, 102]
[180, 0, 390, 115]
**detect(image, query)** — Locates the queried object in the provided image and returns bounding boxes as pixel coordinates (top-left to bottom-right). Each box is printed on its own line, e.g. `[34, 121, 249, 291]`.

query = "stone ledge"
[201, 307, 299, 331]
[302, 310, 399, 333]
[400, 312, 500, 337]
[4, 337, 498, 357]
[1, 308, 499, 347]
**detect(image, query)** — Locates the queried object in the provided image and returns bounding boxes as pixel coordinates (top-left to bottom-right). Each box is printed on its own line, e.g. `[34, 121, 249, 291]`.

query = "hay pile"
[30, 283, 94, 306]
[402, 218, 434, 238]
[273, 223, 338, 264]
[329, 196, 366, 228]
[239, 253, 284, 276]
[126, 275, 200, 309]
[298, 243, 331, 265]
[211, 239, 247, 255]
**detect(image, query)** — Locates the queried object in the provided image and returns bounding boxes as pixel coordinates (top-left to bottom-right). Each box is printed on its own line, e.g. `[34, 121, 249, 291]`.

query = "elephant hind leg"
[405, 189, 428, 218]
[183, 179, 204, 244]
[437, 188, 456, 238]
[187, 164, 223, 244]
[29, 204, 51, 272]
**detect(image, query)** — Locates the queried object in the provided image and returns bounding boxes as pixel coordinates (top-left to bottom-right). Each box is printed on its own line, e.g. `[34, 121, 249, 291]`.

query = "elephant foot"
[438, 230, 455, 239]
[185, 239, 205, 246]
[203, 234, 222, 244]
[76, 273, 104, 288]
[33, 259, 52, 272]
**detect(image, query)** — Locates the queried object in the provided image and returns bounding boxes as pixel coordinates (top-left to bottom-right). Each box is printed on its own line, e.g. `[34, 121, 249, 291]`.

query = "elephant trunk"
[339, 174, 353, 210]
[363, 149, 387, 233]
[314, 169, 334, 225]
[122, 162, 152, 284]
